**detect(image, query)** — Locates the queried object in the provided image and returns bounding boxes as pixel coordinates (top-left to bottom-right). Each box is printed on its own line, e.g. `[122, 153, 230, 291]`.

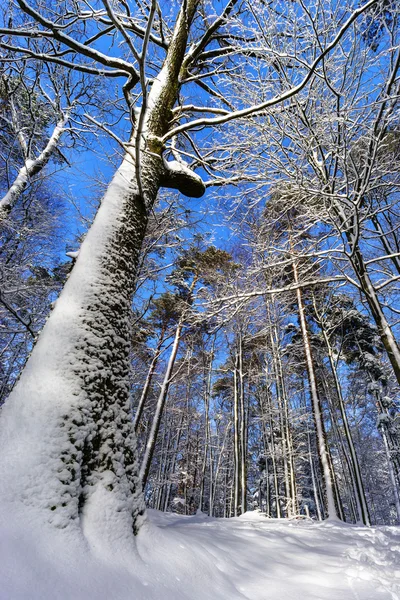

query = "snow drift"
[1, 506, 400, 600]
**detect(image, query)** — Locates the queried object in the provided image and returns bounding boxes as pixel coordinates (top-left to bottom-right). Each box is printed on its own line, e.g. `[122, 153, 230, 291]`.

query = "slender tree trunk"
[233, 356, 241, 516]
[265, 380, 281, 518]
[164, 412, 185, 512]
[258, 394, 271, 517]
[199, 345, 214, 513]
[293, 261, 340, 520]
[268, 322, 292, 516]
[140, 320, 183, 487]
[350, 245, 400, 386]
[212, 421, 231, 515]
[322, 378, 357, 522]
[381, 429, 400, 522]
[155, 415, 172, 510]
[238, 336, 247, 514]
[308, 429, 323, 521]
[184, 399, 192, 514]
[133, 329, 165, 432]
[316, 309, 370, 525]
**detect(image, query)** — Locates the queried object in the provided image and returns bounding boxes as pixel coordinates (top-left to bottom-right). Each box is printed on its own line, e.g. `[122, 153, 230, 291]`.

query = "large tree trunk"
[0, 0, 204, 543]
[0, 151, 158, 541]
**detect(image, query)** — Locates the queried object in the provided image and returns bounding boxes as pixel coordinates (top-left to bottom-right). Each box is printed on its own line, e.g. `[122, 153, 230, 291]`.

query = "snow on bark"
[0, 151, 161, 540]
[161, 159, 206, 198]
[0, 113, 69, 220]
[0, 0, 204, 543]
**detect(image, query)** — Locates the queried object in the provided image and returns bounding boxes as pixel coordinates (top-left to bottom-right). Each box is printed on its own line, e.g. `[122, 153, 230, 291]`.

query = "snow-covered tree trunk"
[0, 0, 204, 543]
[0, 151, 156, 542]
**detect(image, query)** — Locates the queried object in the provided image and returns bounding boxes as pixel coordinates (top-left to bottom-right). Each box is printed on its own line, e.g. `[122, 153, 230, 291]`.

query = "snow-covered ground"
[1, 507, 400, 600]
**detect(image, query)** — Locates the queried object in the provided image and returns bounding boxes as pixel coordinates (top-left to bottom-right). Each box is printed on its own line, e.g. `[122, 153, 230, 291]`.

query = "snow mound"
[1, 507, 400, 600]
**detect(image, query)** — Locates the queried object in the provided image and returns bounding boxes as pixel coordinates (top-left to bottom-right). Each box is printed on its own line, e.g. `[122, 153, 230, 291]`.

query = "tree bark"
[0, 0, 204, 543]
[349, 246, 400, 387]
[0, 152, 156, 541]
[317, 310, 370, 525]
[293, 261, 341, 520]
[140, 319, 183, 487]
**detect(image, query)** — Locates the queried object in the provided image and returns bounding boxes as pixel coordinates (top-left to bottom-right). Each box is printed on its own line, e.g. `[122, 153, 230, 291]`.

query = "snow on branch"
[163, 0, 380, 143]
[160, 159, 206, 198]
[0, 111, 71, 220]
[12, 0, 140, 82]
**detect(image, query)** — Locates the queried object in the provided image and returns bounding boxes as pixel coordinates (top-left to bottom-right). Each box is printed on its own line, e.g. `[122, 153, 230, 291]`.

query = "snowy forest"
[1, 1, 400, 599]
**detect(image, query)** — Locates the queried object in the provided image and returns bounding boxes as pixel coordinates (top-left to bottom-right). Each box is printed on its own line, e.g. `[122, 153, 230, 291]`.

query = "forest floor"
[1, 507, 400, 599]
